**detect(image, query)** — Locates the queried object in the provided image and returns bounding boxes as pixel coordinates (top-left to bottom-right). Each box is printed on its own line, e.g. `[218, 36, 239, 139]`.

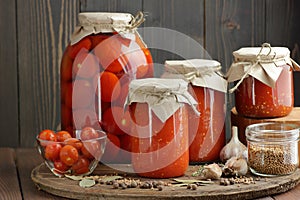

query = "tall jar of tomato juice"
[60, 12, 153, 163]
[227, 43, 298, 118]
[163, 59, 227, 163]
[126, 78, 199, 178]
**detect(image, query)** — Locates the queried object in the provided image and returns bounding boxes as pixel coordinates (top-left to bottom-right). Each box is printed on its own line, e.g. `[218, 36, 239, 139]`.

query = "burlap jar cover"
[125, 78, 199, 123]
[227, 43, 300, 92]
[163, 59, 227, 93]
[70, 12, 145, 45]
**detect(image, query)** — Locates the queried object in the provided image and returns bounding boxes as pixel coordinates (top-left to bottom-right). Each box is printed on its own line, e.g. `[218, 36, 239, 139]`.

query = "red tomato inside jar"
[163, 59, 227, 163]
[126, 78, 199, 178]
[60, 12, 153, 163]
[227, 43, 296, 118]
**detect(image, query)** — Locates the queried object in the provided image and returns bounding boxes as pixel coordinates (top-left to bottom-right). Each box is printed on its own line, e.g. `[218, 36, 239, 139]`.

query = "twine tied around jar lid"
[226, 43, 299, 93]
[125, 78, 200, 123]
[163, 59, 227, 93]
[227, 43, 300, 93]
[70, 11, 145, 45]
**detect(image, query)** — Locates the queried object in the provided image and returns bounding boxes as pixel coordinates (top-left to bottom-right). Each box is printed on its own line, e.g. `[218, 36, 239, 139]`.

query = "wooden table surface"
[1, 148, 300, 200]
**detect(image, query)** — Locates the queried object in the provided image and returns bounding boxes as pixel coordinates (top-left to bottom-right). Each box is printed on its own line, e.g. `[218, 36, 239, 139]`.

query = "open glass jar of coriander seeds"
[246, 122, 299, 176]
[126, 78, 199, 178]
[60, 12, 153, 163]
[163, 59, 227, 163]
[227, 43, 299, 118]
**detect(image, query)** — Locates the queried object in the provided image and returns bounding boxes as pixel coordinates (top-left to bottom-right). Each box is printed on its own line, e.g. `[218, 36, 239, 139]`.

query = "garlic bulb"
[219, 126, 247, 162]
[201, 163, 222, 180]
[223, 156, 248, 176]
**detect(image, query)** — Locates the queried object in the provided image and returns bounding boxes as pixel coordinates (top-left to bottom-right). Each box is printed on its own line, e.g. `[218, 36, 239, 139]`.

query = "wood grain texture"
[31, 163, 300, 200]
[16, 148, 68, 199]
[273, 184, 300, 200]
[205, 0, 266, 71]
[266, 0, 294, 47]
[143, 0, 205, 77]
[0, 0, 19, 147]
[80, 0, 142, 14]
[0, 148, 22, 200]
[17, 0, 79, 147]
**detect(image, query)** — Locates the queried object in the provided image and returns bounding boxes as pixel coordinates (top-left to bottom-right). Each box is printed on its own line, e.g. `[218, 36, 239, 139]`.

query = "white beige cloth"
[227, 43, 300, 93]
[163, 59, 227, 93]
[126, 78, 199, 123]
[70, 12, 145, 45]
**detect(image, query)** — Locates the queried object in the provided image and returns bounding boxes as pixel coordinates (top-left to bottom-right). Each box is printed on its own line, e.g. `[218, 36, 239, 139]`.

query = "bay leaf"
[79, 179, 96, 188]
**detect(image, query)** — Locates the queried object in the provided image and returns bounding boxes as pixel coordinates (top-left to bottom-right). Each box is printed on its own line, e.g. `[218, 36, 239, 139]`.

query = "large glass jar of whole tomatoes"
[126, 78, 199, 178]
[227, 43, 298, 118]
[163, 59, 227, 163]
[60, 12, 153, 163]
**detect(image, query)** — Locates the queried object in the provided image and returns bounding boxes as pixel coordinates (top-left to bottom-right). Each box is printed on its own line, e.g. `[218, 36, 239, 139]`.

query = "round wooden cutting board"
[31, 163, 300, 200]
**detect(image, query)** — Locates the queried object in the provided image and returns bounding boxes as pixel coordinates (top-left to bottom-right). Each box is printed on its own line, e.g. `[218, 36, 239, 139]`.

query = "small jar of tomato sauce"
[227, 43, 298, 118]
[60, 12, 153, 162]
[163, 59, 227, 163]
[126, 78, 199, 178]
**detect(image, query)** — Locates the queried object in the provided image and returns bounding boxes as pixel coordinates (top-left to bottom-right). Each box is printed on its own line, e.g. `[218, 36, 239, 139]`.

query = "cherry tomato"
[71, 79, 94, 109]
[117, 133, 135, 163]
[97, 71, 121, 102]
[102, 106, 131, 135]
[68, 37, 92, 59]
[72, 109, 98, 130]
[64, 138, 83, 150]
[61, 104, 72, 130]
[101, 133, 120, 163]
[94, 35, 128, 73]
[60, 52, 73, 82]
[59, 145, 79, 166]
[72, 49, 99, 78]
[127, 48, 150, 78]
[90, 34, 110, 49]
[71, 157, 90, 174]
[54, 159, 70, 172]
[80, 127, 99, 140]
[114, 75, 129, 106]
[140, 48, 154, 78]
[38, 129, 57, 146]
[39, 129, 57, 141]
[44, 143, 62, 161]
[81, 140, 102, 160]
[63, 82, 73, 109]
[56, 131, 72, 142]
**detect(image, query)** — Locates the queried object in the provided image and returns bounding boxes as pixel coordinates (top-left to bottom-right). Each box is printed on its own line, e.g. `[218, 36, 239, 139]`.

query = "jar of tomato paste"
[60, 12, 153, 162]
[126, 78, 199, 178]
[227, 43, 299, 118]
[163, 59, 227, 163]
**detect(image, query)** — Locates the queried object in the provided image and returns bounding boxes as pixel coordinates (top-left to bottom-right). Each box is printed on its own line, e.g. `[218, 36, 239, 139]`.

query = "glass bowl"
[36, 129, 107, 177]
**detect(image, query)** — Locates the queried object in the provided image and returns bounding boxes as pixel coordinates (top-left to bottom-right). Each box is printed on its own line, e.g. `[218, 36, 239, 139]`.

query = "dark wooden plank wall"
[0, 0, 299, 147]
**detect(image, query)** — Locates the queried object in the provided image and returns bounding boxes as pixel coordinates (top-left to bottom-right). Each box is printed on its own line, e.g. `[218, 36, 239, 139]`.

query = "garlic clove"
[202, 163, 222, 180]
[224, 156, 248, 176]
[219, 126, 247, 162]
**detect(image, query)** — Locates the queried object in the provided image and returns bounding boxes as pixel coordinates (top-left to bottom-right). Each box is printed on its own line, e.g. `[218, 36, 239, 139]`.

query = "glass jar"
[246, 122, 299, 176]
[163, 59, 227, 163]
[126, 78, 199, 178]
[227, 43, 295, 118]
[60, 12, 153, 163]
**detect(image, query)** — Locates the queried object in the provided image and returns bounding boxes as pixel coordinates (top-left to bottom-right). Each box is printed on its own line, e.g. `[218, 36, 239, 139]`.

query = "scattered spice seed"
[248, 144, 297, 175]
[113, 182, 119, 189]
[157, 185, 163, 191]
[191, 184, 197, 190]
